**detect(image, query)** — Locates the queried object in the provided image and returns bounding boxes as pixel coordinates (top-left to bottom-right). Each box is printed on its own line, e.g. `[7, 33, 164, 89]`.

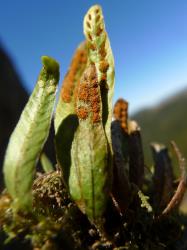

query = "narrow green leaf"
[40, 153, 54, 173]
[54, 42, 87, 181]
[55, 41, 87, 133]
[54, 5, 114, 224]
[3, 56, 59, 211]
[69, 64, 110, 223]
[83, 5, 115, 149]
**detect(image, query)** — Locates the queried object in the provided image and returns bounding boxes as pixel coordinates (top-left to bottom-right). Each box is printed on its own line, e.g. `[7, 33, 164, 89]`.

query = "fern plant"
[0, 5, 187, 250]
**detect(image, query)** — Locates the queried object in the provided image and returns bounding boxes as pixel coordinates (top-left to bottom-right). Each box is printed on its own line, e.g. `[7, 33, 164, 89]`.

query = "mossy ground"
[0, 171, 186, 250]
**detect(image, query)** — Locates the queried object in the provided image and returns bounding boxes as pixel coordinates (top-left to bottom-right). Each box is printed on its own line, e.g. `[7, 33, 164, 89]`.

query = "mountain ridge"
[131, 86, 187, 173]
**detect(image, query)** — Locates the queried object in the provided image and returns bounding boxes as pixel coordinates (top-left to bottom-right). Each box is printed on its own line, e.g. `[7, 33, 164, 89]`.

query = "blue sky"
[0, 0, 187, 113]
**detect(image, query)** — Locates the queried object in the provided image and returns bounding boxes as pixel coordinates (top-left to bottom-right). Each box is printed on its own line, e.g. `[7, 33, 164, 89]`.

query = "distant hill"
[132, 87, 187, 173]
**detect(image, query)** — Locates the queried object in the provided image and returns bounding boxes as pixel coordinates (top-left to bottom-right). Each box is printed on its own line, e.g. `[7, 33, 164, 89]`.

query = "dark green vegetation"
[0, 5, 187, 250]
[133, 88, 187, 175]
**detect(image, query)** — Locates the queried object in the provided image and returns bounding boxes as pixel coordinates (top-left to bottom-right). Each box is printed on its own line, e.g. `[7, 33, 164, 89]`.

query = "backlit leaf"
[3, 56, 59, 211]
[69, 65, 110, 223]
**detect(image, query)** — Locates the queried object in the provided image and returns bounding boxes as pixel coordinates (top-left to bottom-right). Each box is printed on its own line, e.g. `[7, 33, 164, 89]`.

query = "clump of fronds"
[0, 5, 187, 250]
